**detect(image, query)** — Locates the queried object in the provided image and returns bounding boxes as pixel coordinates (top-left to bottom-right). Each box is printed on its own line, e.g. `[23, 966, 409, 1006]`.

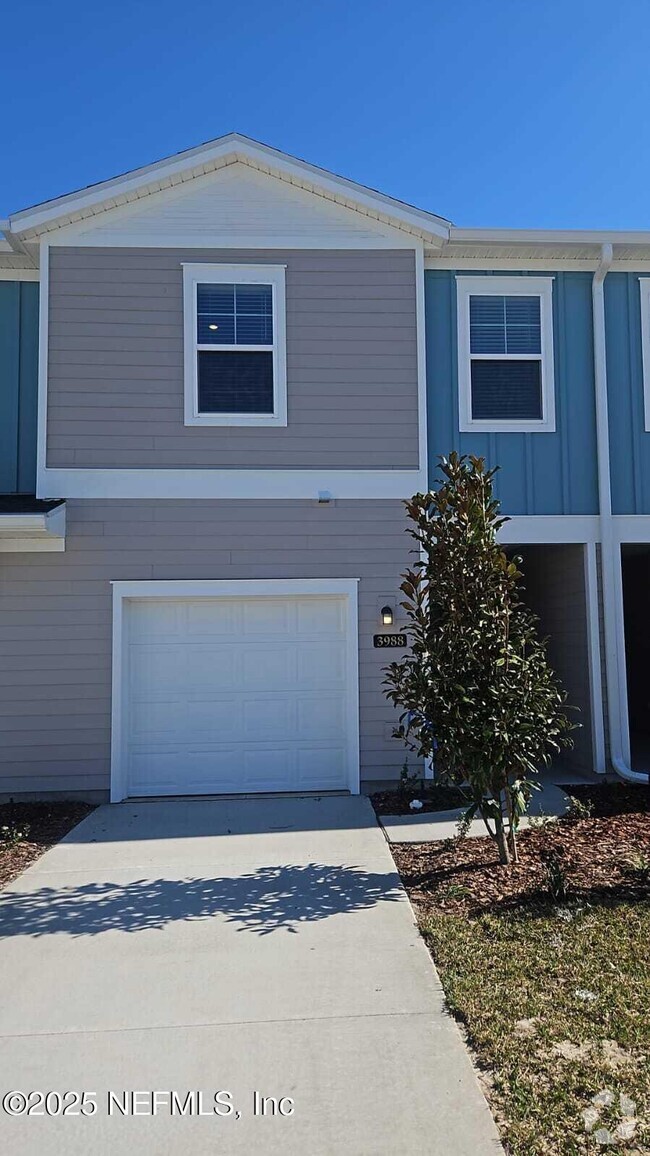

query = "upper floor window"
[456, 276, 556, 433]
[639, 278, 650, 432]
[183, 263, 287, 427]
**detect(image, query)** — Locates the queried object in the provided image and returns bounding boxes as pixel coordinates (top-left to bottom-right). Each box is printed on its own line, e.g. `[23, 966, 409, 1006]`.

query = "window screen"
[196, 282, 274, 415]
[471, 360, 542, 420]
[198, 351, 274, 414]
[469, 294, 543, 421]
[470, 295, 541, 355]
[197, 283, 273, 346]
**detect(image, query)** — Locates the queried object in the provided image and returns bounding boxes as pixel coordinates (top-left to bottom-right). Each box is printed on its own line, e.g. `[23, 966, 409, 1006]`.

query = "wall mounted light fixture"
[380, 605, 394, 626]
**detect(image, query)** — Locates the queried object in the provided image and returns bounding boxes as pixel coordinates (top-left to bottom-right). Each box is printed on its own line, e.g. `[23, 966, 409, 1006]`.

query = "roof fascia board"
[0, 267, 40, 280]
[451, 227, 650, 246]
[9, 135, 450, 243]
[427, 256, 650, 271]
[425, 256, 602, 271]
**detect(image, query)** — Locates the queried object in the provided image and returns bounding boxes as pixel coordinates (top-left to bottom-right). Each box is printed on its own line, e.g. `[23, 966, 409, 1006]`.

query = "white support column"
[583, 542, 606, 774]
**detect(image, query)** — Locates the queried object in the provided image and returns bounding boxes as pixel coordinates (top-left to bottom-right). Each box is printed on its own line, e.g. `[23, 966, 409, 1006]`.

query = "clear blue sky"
[2, 0, 649, 229]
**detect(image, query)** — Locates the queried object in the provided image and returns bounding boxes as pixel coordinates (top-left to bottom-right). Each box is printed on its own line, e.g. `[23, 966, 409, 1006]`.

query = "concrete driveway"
[0, 796, 502, 1155]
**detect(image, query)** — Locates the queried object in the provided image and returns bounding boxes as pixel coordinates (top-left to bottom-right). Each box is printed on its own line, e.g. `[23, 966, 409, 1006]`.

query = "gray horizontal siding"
[0, 499, 415, 797]
[47, 248, 419, 470]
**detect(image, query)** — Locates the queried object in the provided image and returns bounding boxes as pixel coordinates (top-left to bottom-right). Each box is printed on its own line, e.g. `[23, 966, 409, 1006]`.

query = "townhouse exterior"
[0, 133, 648, 801]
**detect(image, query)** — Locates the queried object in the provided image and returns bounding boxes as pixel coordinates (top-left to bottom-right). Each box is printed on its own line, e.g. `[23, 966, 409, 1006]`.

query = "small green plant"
[541, 850, 570, 903]
[397, 759, 421, 798]
[437, 882, 472, 902]
[0, 822, 30, 849]
[565, 794, 594, 821]
[622, 853, 650, 882]
[455, 810, 474, 840]
[528, 810, 552, 830]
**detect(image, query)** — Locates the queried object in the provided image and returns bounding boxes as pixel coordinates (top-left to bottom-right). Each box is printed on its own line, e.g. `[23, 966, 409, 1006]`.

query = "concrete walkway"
[0, 796, 502, 1155]
[381, 768, 598, 844]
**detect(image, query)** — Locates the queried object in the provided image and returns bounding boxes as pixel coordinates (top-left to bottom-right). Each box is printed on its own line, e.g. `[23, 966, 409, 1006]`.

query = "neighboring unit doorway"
[621, 545, 650, 775]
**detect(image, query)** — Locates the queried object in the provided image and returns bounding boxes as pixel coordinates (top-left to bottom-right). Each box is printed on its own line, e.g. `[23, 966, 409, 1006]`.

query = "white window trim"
[456, 275, 556, 433]
[639, 278, 650, 431]
[109, 578, 360, 802]
[182, 262, 287, 427]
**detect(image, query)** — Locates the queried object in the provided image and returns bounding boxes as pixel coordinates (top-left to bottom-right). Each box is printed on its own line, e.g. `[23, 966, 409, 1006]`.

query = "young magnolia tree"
[383, 453, 574, 865]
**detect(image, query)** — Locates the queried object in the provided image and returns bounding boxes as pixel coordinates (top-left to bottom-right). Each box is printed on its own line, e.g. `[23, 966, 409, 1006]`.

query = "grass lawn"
[393, 785, 650, 1154]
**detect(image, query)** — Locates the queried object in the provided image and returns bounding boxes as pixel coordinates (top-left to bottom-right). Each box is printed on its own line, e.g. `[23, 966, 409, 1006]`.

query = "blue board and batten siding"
[0, 281, 39, 494]
[605, 273, 650, 514]
[425, 270, 599, 515]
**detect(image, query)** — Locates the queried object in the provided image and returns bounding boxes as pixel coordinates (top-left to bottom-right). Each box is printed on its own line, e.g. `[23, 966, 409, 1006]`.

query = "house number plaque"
[373, 634, 408, 648]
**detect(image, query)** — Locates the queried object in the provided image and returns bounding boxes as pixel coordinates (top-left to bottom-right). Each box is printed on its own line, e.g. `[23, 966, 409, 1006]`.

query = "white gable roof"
[43, 163, 419, 248]
[7, 132, 451, 246]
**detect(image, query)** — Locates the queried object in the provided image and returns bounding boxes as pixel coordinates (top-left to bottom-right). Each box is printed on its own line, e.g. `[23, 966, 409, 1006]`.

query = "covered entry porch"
[509, 543, 603, 778]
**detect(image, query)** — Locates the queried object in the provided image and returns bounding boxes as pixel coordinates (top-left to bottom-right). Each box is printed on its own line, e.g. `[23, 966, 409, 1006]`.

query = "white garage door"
[122, 594, 353, 797]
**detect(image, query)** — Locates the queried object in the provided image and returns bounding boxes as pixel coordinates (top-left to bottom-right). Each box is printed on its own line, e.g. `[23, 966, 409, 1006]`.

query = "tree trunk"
[494, 809, 511, 865]
[504, 788, 519, 863]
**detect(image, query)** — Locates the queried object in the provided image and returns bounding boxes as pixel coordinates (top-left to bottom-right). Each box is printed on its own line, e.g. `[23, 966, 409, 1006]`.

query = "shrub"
[383, 453, 575, 865]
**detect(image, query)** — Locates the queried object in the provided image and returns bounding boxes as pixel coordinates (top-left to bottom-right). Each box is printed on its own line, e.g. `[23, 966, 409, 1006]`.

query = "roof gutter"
[592, 243, 647, 783]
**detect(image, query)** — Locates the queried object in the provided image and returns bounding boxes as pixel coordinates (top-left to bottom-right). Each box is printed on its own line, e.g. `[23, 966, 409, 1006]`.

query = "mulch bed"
[566, 780, 650, 816]
[0, 801, 95, 889]
[370, 782, 467, 815]
[393, 783, 650, 917]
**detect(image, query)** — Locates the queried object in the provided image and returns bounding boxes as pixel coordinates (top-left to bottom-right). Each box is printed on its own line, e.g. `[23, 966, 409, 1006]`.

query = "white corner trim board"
[110, 578, 361, 803]
[456, 275, 556, 434]
[584, 542, 607, 774]
[37, 243, 49, 485]
[639, 278, 650, 432]
[415, 244, 428, 475]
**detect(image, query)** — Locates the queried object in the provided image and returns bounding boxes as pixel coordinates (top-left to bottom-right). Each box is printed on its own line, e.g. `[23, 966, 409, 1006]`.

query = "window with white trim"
[183, 263, 287, 427]
[456, 276, 556, 432]
[639, 278, 650, 432]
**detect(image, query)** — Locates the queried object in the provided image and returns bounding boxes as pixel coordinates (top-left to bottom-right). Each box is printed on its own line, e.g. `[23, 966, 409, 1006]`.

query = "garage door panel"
[296, 598, 345, 636]
[185, 699, 243, 739]
[129, 645, 188, 691]
[242, 748, 298, 792]
[183, 648, 238, 691]
[242, 697, 292, 736]
[130, 646, 238, 695]
[130, 749, 242, 796]
[296, 642, 345, 687]
[186, 600, 240, 637]
[129, 699, 189, 742]
[123, 594, 353, 797]
[296, 748, 348, 788]
[242, 599, 291, 636]
[241, 646, 294, 687]
[296, 695, 346, 737]
[128, 600, 182, 641]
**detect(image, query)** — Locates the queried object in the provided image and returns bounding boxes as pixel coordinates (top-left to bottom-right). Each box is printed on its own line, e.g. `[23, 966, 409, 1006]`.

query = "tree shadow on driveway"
[0, 863, 404, 938]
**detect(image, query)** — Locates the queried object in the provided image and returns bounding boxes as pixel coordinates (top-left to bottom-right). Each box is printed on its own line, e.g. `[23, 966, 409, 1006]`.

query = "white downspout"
[592, 243, 647, 783]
